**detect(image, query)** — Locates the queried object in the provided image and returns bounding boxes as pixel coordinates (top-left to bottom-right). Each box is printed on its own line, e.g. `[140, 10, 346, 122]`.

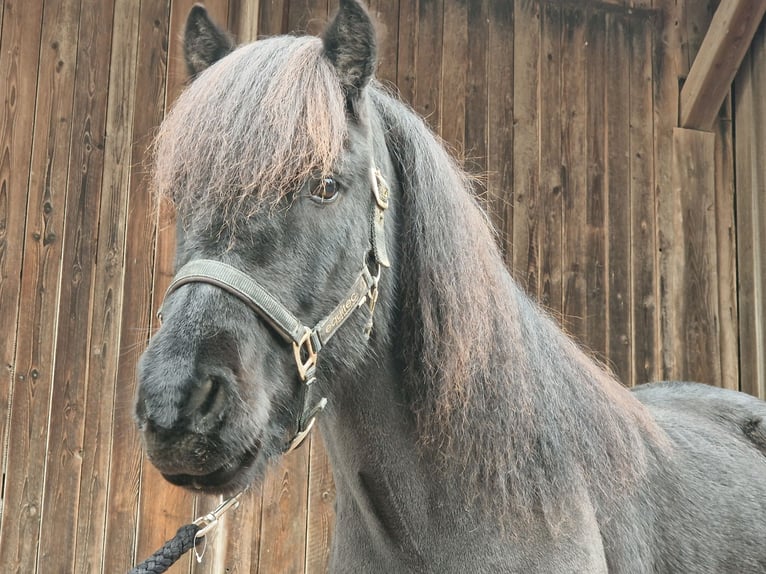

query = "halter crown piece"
[158, 165, 390, 452]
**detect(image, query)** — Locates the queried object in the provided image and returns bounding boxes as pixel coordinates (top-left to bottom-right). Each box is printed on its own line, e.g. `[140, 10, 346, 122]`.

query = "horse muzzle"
[138, 413, 263, 493]
[157, 441, 262, 493]
[135, 345, 264, 492]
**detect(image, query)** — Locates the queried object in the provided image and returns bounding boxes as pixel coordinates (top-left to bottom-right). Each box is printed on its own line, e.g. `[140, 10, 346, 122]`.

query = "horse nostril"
[188, 374, 228, 426]
[200, 376, 222, 416]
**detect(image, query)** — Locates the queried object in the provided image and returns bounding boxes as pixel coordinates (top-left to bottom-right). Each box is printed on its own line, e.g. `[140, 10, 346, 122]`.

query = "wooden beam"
[680, 0, 766, 130]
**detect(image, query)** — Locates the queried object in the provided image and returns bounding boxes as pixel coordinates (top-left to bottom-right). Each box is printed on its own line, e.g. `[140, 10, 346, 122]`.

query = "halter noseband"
[158, 166, 391, 452]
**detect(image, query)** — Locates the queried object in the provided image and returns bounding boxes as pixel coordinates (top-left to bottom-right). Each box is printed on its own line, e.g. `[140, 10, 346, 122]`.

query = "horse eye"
[309, 176, 339, 204]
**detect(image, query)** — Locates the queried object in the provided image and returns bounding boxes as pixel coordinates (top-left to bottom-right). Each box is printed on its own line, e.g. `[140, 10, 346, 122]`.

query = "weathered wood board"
[1, 1, 761, 572]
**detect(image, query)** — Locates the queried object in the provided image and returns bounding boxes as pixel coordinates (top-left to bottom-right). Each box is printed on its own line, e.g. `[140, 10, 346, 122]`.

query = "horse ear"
[322, 0, 377, 105]
[184, 4, 235, 79]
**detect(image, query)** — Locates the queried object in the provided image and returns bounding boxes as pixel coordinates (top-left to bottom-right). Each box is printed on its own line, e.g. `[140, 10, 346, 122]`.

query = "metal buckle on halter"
[292, 327, 318, 382]
[288, 327, 325, 452]
[364, 263, 382, 338]
[372, 167, 390, 210]
[286, 417, 318, 453]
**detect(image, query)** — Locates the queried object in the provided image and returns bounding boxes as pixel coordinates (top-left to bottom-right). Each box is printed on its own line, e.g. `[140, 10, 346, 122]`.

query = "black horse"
[136, 1, 766, 571]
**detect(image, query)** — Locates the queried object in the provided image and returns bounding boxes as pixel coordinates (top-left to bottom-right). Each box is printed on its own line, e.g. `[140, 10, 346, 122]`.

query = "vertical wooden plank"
[36, 0, 115, 571]
[734, 43, 756, 396]
[366, 0, 399, 86]
[604, 13, 632, 384]
[683, 0, 716, 70]
[750, 25, 766, 400]
[411, 0, 444, 133]
[229, 0, 261, 43]
[465, 0, 489, 214]
[560, 6, 587, 337]
[538, 3, 562, 314]
[0, 0, 5, 55]
[487, 1, 514, 265]
[396, 0, 416, 105]
[734, 27, 766, 399]
[72, 0, 142, 570]
[101, 0, 171, 570]
[257, 448, 310, 574]
[584, 9, 607, 360]
[0, 0, 82, 571]
[685, 0, 740, 392]
[191, 494, 231, 574]
[219, 488, 264, 573]
[287, 0, 329, 36]
[259, 0, 289, 36]
[713, 93, 739, 391]
[0, 0, 5, 45]
[511, 0, 539, 289]
[670, 128, 721, 386]
[653, 0, 685, 380]
[0, 3, 44, 557]
[440, 0, 467, 155]
[628, 16, 657, 386]
[304, 433, 335, 574]
[165, 0, 223, 112]
[655, 1, 720, 385]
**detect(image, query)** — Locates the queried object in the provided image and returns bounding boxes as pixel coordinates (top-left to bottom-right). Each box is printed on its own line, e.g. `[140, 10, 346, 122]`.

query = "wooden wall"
[735, 18, 766, 401]
[0, 0, 762, 572]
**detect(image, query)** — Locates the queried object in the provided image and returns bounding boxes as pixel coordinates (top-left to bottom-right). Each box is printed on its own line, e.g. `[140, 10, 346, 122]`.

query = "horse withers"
[135, 1, 766, 571]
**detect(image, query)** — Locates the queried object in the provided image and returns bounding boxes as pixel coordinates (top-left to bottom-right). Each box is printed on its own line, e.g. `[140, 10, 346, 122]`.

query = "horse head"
[135, 0, 394, 494]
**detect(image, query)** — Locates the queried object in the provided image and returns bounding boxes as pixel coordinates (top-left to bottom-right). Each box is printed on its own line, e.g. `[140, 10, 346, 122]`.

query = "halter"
[158, 166, 391, 452]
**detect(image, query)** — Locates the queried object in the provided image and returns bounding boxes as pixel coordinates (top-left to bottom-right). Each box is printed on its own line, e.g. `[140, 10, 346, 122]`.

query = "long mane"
[370, 86, 667, 520]
[154, 36, 347, 230]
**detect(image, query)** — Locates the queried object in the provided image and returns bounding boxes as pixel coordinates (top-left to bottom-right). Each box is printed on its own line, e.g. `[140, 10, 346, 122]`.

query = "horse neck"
[316, 343, 449, 562]
[312, 278, 620, 567]
[316, 92, 662, 556]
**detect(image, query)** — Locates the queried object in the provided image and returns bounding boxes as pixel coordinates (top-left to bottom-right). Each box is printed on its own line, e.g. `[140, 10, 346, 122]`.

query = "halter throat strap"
[159, 167, 390, 452]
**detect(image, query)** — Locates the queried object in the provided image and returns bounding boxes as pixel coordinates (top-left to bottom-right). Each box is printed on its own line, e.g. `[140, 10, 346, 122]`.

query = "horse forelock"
[370, 88, 668, 523]
[153, 36, 347, 229]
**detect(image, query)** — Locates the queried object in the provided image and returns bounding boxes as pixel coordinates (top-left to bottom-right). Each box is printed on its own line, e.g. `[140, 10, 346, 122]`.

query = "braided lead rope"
[128, 523, 200, 574]
[128, 493, 243, 574]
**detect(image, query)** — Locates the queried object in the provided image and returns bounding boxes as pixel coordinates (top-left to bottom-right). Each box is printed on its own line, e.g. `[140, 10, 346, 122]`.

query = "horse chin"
[160, 442, 264, 495]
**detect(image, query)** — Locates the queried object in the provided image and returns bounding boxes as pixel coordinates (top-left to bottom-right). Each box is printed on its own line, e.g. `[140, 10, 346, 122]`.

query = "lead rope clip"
[192, 492, 244, 562]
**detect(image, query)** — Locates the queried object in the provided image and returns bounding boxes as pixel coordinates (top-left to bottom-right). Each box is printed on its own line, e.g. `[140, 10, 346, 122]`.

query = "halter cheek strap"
[158, 167, 391, 452]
